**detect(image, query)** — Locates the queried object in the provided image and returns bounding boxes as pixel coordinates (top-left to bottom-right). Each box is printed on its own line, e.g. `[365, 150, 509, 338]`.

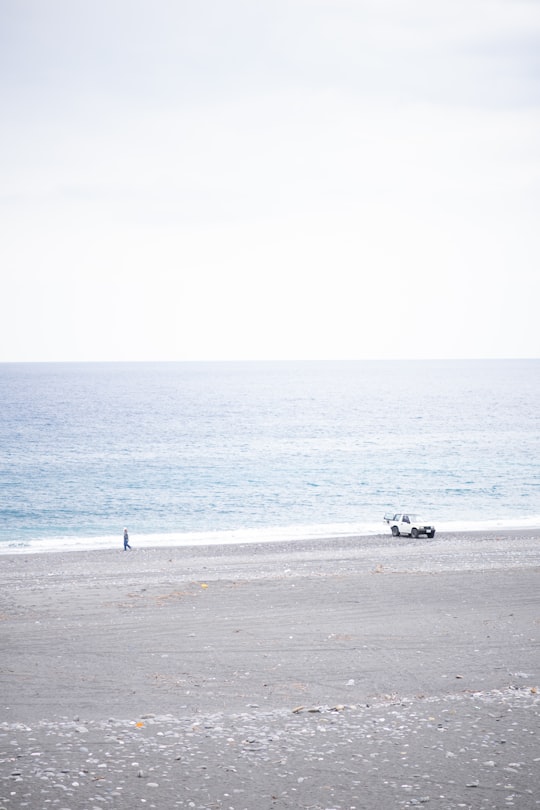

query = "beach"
[1, 530, 539, 809]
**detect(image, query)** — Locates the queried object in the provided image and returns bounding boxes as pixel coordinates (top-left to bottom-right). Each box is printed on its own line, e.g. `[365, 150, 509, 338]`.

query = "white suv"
[384, 513, 435, 538]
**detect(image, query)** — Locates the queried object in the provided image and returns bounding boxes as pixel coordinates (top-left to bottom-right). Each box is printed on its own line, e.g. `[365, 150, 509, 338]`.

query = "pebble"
[0, 687, 538, 808]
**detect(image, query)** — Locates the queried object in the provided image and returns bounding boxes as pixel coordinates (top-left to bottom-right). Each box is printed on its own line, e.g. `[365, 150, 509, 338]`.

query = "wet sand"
[1, 530, 539, 809]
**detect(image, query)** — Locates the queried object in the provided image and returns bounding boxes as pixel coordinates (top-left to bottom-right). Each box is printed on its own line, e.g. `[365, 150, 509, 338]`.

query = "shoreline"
[2, 522, 540, 557]
[2, 529, 539, 808]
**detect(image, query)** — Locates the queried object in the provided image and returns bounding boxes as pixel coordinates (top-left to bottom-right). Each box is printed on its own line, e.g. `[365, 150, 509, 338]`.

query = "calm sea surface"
[1, 360, 539, 553]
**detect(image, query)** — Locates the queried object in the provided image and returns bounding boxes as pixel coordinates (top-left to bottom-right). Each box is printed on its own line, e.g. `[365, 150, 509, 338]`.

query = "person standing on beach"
[123, 528, 131, 550]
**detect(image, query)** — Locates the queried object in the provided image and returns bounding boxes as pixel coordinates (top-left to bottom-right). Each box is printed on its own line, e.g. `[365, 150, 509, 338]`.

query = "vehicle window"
[403, 515, 410, 523]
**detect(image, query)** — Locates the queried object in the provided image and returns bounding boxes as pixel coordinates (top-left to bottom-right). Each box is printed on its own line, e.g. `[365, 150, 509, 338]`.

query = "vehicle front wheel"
[411, 528, 419, 538]
[391, 525, 400, 537]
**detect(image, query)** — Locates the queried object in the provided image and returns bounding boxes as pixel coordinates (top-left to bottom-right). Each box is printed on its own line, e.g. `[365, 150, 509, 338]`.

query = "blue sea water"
[1, 360, 539, 553]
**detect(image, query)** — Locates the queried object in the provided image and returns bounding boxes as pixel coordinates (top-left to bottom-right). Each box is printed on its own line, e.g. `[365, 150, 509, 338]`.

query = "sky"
[1, 0, 539, 362]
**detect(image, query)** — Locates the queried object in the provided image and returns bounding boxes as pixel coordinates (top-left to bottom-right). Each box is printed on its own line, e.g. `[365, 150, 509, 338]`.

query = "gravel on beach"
[1, 530, 539, 809]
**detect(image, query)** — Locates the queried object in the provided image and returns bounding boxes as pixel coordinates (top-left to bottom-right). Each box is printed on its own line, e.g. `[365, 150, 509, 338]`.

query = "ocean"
[1, 360, 539, 554]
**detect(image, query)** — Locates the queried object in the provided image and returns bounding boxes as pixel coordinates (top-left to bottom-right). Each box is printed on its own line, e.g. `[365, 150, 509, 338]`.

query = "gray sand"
[1, 530, 539, 809]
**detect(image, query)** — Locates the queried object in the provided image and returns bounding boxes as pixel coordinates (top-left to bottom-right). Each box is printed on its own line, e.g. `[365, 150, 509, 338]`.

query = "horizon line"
[1, 356, 538, 365]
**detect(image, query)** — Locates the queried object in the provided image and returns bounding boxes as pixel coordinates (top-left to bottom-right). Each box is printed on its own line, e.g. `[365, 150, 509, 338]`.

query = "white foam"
[2, 515, 540, 555]
[437, 515, 540, 533]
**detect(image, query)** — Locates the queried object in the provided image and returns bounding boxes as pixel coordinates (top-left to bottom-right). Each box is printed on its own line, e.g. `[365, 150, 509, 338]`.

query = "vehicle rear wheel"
[391, 525, 400, 537]
[428, 530, 435, 538]
[411, 528, 419, 538]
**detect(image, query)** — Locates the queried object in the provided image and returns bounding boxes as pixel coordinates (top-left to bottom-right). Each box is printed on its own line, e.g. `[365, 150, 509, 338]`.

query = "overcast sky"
[1, 0, 539, 362]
